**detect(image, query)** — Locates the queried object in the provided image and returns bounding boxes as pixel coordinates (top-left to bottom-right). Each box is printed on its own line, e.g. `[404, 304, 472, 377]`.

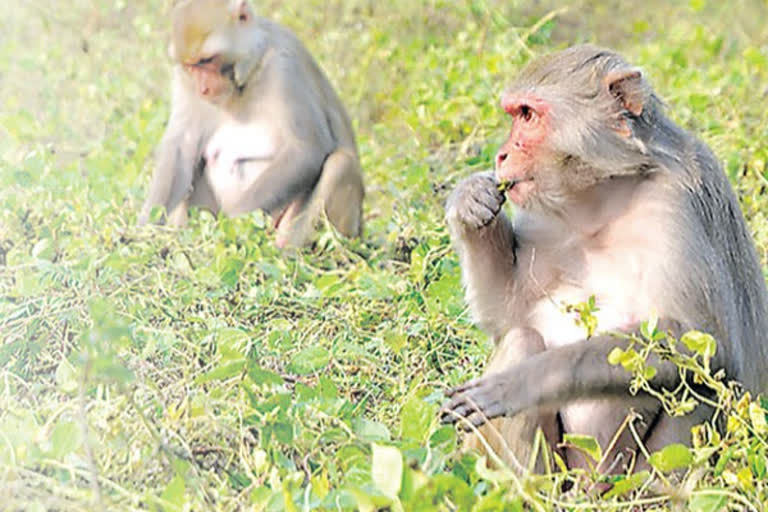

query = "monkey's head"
[496, 45, 659, 211]
[170, 0, 258, 104]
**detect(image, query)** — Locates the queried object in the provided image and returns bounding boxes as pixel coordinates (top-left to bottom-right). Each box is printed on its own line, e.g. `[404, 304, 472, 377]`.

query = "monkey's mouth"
[498, 177, 535, 205]
[498, 177, 534, 192]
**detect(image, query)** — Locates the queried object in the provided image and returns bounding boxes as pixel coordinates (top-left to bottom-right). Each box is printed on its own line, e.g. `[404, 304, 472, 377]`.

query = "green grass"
[1, 1, 767, 510]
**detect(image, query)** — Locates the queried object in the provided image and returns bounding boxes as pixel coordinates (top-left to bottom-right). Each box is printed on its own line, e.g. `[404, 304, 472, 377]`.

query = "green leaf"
[384, 331, 407, 354]
[681, 331, 717, 358]
[48, 421, 82, 459]
[55, 359, 78, 394]
[353, 418, 391, 442]
[607, 347, 625, 365]
[688, 490, 728, 512]
[399, 396, 434, 442]
[217, 328, 249, 361]
[563, 433, 602, 463]
[194, 360, 245, 384]
[648, 443, 693, 472]
[247, 361, 284, 386]
[288, 346, 330, 375]
[160, 475, 185, 512]
[371, 443, 403, 499]
[603, 471, 650, 499]
[748, 402, 767, 434]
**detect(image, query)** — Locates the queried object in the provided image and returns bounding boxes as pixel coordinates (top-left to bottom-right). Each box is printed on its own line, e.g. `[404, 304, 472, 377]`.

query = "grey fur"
[139, 3, 363, 246]
[444, 45, 768, 471]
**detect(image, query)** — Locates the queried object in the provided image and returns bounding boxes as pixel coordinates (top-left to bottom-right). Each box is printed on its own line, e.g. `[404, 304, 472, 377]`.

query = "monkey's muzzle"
[497, 178, 527, 193]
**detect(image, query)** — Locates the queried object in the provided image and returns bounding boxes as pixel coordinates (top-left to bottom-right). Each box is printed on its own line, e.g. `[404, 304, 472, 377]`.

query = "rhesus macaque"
[443, 45, 768, 473]
[138, 0, 364, 248]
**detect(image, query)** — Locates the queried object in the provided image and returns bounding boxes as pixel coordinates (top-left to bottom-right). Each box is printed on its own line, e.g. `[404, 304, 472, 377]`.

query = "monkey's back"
[254, 17, 360, 157]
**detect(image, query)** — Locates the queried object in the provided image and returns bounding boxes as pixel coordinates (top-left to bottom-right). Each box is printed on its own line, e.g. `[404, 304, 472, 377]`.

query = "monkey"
[442, 45, 768, 474]
[138, 0, 364, 248]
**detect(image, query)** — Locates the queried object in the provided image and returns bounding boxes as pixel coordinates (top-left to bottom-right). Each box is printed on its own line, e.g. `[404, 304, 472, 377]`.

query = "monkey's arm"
[445, 171, 521, 337]
[226, 142, 327, 216]
[442, 323, 683, 428]
[138, 134, 199, 225]
[226, 53, 336, 216]
[139, 76, 206, 225]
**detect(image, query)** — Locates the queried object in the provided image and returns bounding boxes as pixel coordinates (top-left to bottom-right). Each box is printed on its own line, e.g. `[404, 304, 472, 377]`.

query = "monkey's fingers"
[440, 399, 495, 430]
[446, 376, 486, 397]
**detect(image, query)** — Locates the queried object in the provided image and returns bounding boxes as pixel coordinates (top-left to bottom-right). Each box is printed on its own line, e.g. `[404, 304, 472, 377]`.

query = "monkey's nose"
[495, 152, 508, 170]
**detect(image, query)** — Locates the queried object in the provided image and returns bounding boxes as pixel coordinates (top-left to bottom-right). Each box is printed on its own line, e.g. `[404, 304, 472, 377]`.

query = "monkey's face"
[494, 93, 552, 208]
[182, 55, 237, 104]
[171, 0, 254, 105]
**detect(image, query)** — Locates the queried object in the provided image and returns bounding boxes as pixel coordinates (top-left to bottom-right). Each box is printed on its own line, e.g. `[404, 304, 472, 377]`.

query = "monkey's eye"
[195, 56, 216, 66]
[519, 105, 535, 122]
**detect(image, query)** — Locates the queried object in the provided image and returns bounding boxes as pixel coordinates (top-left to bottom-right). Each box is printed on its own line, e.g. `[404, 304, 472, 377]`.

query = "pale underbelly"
[204, 121, 276, 213]
[527, 286, 658, 466]
[205, 157, 272, 213]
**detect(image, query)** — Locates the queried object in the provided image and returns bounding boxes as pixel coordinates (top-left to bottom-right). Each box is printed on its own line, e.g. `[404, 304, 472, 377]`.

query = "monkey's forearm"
[228, 146, 326, 216]
[444, 326, 682, 427]
[139, 142, 197, 225]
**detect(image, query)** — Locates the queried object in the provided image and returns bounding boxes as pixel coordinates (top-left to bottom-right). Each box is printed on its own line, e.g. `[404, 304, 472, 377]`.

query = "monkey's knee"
[464, 326, 555, 473]
[167, 201, 189, 227]
[464, 413, 559, 473]
[318, 150, 364, 238]
[488, 327, 546, 371]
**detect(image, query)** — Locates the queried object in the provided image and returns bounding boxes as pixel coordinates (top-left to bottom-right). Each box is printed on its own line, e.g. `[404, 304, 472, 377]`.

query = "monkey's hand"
[445, 171, 506, 231]
[441, 369, 529, 429]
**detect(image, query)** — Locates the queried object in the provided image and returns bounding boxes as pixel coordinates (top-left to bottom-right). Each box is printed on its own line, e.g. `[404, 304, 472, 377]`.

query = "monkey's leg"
[275, 149, 364, 247]
[167, 200, 189, 226]
[463, 327, 560, 473]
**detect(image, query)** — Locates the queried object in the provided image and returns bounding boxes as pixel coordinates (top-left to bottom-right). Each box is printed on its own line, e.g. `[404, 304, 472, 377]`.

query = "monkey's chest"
[204, 122, 277, 212]
[528, 249, 653, 348]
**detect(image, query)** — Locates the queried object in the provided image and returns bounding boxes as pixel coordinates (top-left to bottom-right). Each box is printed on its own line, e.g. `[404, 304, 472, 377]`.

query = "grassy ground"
[1, 1, 767, 510]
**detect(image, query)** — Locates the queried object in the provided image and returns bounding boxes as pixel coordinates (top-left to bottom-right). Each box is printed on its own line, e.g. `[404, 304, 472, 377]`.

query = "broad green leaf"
[48, 421, 82, 459]
[160, 475, 185, 512]
[648, 443, 693, 472]
[55, 359, 78, 394]
[563, 434, 602, 463]
[748, 402, 767, 434]
[681, 331, 717, 358]
[372, 443, 403, 499]
[288, 346, 330, 375]
[217, 328, 249, 361]
[688, 490, 728, 512]
[603, 471, 650, 499]
[384, 331, 407, 354]
[194, 360, 245, 384]
[247, 362, 283, 386]
[607, 347, 625, 365]
[399, 396, 434, 442]
[353, 418, 391, 442]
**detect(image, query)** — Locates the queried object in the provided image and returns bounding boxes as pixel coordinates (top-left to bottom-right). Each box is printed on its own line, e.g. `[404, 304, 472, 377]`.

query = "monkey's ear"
[236, 1, 252, 23]
[603, 69, 645, 116]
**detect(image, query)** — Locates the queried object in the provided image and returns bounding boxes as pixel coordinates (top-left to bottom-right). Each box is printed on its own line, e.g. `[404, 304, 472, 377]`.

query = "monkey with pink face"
[443, 45, 768, 473]
[139, 0, 364, 248]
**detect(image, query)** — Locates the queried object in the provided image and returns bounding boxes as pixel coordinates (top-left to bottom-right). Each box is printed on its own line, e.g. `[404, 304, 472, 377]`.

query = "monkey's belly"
[204, 121, 276, 213]
[205, 158, 273, 213]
